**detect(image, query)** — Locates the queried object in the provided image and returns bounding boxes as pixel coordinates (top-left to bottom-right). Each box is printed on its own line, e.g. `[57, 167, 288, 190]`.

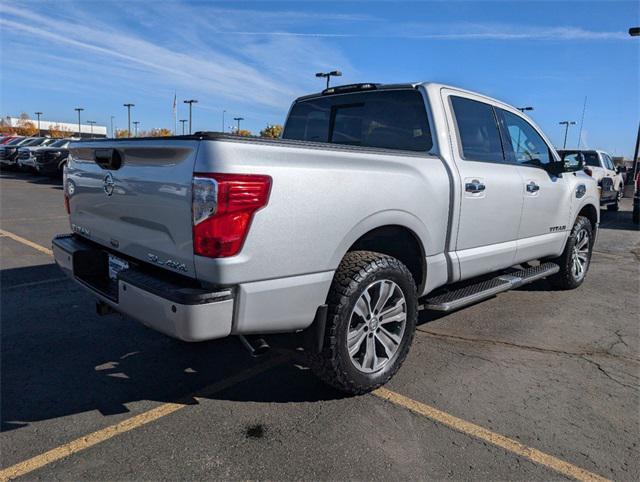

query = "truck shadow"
[1, 264, 345, 433]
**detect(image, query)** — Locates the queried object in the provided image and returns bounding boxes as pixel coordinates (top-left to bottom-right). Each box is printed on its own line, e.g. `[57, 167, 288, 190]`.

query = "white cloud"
[0, 2, 355, 113]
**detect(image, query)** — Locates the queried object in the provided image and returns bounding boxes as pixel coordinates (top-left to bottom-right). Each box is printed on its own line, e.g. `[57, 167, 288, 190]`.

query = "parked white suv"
[558, 149, 624, 211]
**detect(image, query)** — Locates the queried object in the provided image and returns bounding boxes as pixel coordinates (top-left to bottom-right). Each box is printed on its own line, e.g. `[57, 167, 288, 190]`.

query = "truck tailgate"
[67, 140, 200, 278]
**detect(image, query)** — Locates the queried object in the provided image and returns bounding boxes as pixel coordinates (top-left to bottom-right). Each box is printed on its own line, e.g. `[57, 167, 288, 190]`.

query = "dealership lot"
[1, 171, 638, 480]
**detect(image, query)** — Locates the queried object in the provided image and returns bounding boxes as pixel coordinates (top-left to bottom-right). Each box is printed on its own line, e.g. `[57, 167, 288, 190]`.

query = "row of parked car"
[0, 135, 74, 177]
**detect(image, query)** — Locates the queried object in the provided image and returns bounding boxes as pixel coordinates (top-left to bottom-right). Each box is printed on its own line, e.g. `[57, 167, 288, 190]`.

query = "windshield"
[49, 139, 69, 148]
[6, 137, 25, 145]
[21, 137, 45, 146]
[283, 89, 433, 152]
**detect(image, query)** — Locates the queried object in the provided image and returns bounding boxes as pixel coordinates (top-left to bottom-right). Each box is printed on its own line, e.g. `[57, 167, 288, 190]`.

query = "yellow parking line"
[0, 229, 52, 256]
[0, 355, 289, 481]
[372, 387, 609, 482]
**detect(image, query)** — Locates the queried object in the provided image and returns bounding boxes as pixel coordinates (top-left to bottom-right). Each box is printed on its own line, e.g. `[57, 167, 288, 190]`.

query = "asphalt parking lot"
[1, 170, 638, 481]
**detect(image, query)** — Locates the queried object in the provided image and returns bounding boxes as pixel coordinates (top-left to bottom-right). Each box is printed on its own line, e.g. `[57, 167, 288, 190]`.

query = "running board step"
[421, 262, 560, 312]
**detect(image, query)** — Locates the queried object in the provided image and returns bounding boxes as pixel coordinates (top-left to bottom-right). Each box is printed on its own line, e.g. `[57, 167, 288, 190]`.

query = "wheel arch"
[577, 202, 598, 232]
[332, 214, 429, 293]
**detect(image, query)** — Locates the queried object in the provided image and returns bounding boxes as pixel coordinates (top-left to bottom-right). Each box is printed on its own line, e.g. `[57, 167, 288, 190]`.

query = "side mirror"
[559, 152, 585, 173]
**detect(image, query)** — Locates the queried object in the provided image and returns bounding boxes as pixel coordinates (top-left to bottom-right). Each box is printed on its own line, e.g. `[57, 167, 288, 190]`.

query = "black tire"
[548, 216, 594, 290]
[309, 250, 418, 395]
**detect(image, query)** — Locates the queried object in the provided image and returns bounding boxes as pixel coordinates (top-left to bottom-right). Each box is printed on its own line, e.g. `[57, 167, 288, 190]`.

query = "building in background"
[2, 116, 107, 138]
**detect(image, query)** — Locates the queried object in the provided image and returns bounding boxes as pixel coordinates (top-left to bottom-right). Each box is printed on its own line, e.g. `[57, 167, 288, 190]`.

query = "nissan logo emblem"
[103, 172, 115, 196]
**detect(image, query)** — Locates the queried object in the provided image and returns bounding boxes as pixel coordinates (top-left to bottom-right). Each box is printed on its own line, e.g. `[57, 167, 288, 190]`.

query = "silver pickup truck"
[53, 82, 599, 394]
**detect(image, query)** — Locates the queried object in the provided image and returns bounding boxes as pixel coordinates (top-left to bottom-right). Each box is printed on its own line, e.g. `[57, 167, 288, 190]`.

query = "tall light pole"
[222, 110, 226, 133]
[133, 121, 140, 137]
[87, 120, 96, 138]
[517, 107, 533, 113]
[559, 121, 576, 149]
[110, 116, 115, 138]
[74, 107, 84, 138]
[183, 99, 198, 134]
[123, 103, 134, 137]
[315, 70, 342, 89]
[34, 112, 43, 136]
[630, 27, 639, 181]
[233, 117, 244, 134]
[179, 119, 187, 135]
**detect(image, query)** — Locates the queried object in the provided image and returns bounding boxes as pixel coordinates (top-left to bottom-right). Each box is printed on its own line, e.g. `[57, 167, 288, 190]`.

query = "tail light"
[584, 167, 593, 177]
[192, 173, 271, 258]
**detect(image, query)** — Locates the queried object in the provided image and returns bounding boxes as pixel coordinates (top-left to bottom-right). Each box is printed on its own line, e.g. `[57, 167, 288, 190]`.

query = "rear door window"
[283, 89, 432, 152]
[450, 96, 504, 162]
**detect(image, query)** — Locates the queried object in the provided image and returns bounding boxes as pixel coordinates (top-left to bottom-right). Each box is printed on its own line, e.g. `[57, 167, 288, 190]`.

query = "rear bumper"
[52, 234, 234, 341]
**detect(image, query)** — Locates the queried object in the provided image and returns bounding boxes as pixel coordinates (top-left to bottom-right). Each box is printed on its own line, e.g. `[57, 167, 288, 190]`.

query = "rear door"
[67, 139, 200, 277]
[495, 108, 571, 261]
[444, 92, 524, 280]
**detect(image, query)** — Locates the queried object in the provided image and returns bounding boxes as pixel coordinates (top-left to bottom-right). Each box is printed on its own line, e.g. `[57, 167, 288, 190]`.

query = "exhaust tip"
[238, 335, 270, 357]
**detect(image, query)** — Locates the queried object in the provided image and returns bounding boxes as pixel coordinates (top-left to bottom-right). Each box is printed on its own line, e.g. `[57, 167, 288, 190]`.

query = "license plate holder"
[108, 254, 129, 280]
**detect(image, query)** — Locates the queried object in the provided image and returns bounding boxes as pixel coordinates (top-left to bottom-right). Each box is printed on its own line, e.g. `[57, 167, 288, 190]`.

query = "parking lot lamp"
[183, 99, 198, 134]
[110, 116, 115, 138]
[87, 121, 96, 138]
[630, 28, 639, 179]
[222, 110, 226, 133]
[123, 104, 134, 137]
[233, 117, 244, 134]
[133, 121, 140, 137]
[559, 121, 576, 149]
[34, 112, 43, 136]
[315, 70, 342, 89]
[517, 107, 533, 113]
[74, 108, 84, 138]
[179, 119, 187, 135]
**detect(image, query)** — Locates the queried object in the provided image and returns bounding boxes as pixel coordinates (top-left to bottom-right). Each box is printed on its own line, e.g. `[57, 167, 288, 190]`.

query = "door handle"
[465, 180, 486, 193]
[526, 182, 540, 193]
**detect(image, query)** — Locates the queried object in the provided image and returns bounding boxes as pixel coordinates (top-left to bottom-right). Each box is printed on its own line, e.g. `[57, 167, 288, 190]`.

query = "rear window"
[283, 89, 433, 152]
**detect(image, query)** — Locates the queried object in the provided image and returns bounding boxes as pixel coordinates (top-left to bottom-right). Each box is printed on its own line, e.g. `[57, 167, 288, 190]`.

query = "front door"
[446, 93, 524, 280]
[495, 108, 571, 261]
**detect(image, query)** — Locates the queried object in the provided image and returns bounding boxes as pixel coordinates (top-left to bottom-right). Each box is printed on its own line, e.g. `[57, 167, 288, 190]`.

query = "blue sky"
[1, 0, 638, 156]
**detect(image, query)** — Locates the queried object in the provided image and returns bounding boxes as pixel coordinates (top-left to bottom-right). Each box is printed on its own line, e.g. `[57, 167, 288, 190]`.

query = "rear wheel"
[548, 216, 593, 290]
[310, 251, 418, 394]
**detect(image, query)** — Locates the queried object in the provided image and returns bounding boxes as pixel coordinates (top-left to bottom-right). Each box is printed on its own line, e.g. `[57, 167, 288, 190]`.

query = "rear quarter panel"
[193, 139, 450, 287]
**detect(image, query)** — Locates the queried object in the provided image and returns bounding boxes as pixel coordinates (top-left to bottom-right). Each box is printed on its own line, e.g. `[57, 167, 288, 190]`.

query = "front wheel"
[310, 251, 418, 395]
[548, 216, 594, 290]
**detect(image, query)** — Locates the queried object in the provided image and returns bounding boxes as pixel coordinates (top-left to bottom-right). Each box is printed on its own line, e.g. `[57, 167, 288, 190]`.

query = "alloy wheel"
[347, 280, 407, 374]
[571, 228, 590, 281]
